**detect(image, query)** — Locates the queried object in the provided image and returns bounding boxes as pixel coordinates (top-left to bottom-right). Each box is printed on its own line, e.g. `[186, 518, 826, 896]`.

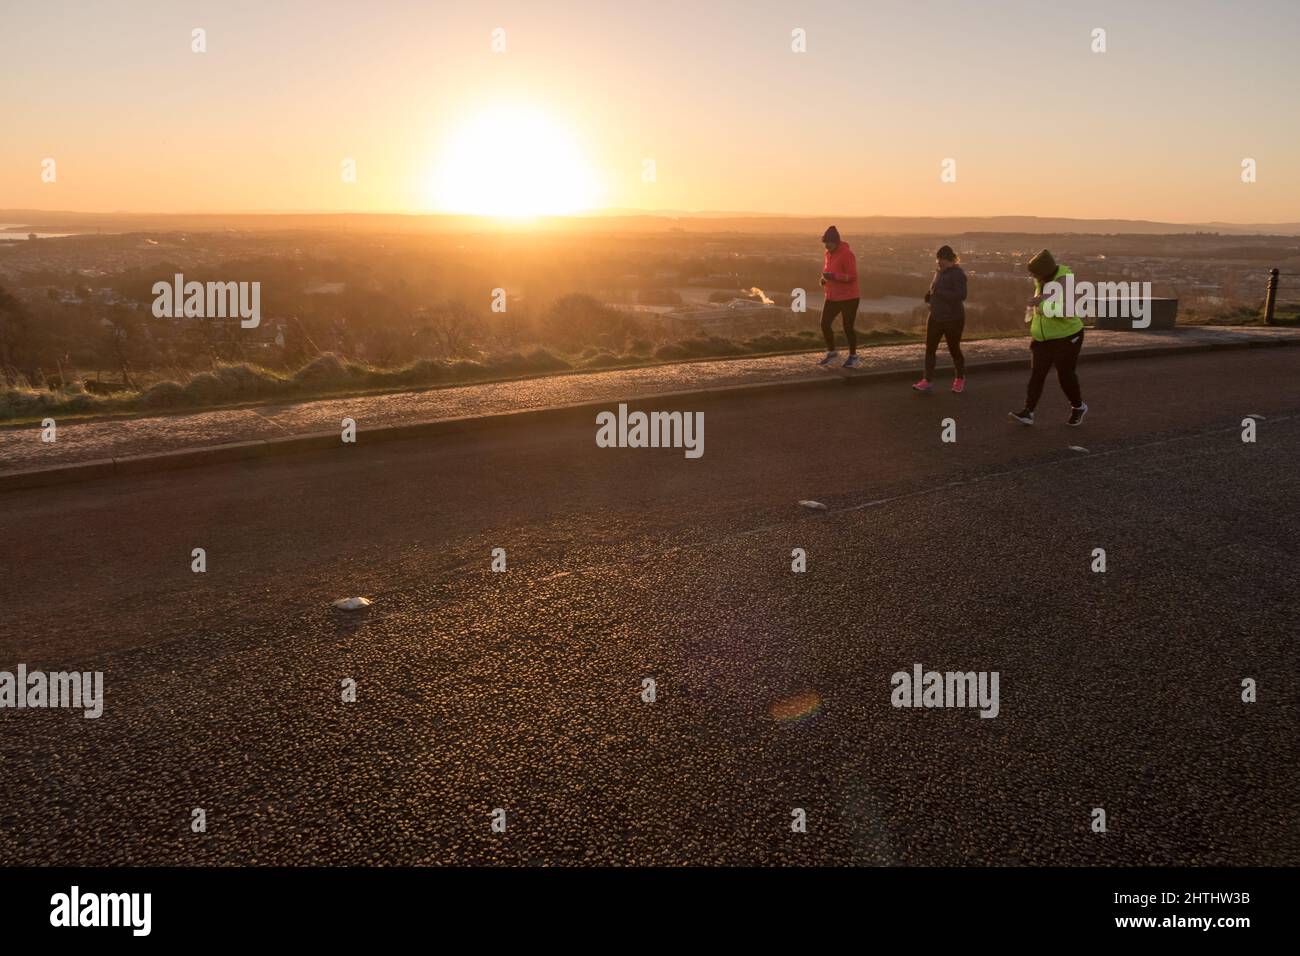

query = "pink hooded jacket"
[823, 242, 860, 301]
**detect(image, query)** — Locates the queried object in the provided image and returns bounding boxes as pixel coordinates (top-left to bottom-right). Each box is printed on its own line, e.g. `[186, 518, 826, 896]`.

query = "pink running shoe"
[951, 377, 966, 393]
[911, 378, 933, 392]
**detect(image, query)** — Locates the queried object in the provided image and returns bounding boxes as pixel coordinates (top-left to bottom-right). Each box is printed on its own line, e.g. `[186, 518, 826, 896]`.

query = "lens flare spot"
[770, 690, 822, 722]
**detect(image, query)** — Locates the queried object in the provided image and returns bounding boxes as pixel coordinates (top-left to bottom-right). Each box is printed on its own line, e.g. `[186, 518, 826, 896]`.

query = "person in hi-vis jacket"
[1009, 249, 1088, 427]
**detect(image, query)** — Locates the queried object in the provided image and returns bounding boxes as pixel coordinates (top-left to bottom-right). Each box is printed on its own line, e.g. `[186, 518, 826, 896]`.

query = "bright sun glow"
[428, 106, 601, 217]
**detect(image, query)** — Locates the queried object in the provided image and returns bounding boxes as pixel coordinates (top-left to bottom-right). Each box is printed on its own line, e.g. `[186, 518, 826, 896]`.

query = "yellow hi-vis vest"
[1032, 265, 1085, 342]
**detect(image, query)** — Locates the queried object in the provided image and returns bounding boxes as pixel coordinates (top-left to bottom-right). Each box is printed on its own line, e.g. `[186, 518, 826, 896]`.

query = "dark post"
[1264, 268, 1279, 325]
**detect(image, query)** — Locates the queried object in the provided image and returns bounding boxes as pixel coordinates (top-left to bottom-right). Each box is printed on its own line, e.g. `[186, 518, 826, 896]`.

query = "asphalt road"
[1, 347, 1297, 865]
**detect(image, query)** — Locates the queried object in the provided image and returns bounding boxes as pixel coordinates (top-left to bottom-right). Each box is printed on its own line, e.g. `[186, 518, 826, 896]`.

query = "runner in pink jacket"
[817, 225, 861, 368]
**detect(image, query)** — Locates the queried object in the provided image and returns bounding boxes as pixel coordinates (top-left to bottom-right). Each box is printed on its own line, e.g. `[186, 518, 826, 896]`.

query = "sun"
[427, 105, 601, 217]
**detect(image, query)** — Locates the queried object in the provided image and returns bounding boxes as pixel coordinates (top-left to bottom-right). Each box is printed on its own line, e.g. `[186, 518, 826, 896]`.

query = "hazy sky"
[4, 0, 1299, 222]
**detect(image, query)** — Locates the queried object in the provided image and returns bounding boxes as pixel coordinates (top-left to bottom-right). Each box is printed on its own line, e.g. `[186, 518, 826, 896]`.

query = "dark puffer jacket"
[927, 266, 967, 324]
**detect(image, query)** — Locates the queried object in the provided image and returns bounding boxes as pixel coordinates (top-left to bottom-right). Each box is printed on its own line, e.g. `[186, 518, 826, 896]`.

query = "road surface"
[1, 347, 1296, 865]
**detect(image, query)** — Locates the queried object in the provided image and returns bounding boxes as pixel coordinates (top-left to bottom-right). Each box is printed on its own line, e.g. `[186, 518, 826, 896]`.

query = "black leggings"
[1026, 331, 1084, 410]
[821, 297, 859, 352]
[925, 317, 965, 379]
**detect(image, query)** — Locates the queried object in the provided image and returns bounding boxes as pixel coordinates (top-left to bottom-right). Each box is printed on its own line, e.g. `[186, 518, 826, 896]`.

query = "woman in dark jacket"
[912, 245, 967, 392]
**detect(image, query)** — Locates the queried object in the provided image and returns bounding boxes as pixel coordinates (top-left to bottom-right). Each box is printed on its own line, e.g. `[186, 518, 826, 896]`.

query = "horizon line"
[4, 208, 1300, 228]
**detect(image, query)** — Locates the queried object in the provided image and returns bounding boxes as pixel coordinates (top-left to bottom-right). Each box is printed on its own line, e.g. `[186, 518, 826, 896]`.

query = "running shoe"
[911, 378, 933, 391]
[1067, 403, 1088, 426]
[951, 377, 966, 393]
[1008, 409, 1034, 425]
[843, 354, 862, 369]
[817, 351, 840, 367]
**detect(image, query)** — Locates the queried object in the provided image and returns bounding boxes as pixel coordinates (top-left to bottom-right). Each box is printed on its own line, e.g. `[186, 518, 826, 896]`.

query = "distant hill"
[586, 213, 1300, 237]
[4, 209, 1300, 237]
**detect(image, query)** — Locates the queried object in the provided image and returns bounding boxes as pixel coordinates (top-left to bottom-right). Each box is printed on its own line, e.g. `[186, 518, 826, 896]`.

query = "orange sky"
[3, 0, 1299, 223]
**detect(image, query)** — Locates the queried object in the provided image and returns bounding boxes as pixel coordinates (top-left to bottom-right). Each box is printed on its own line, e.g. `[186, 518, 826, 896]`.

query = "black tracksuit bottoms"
[1026, 330, 1085, 410]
